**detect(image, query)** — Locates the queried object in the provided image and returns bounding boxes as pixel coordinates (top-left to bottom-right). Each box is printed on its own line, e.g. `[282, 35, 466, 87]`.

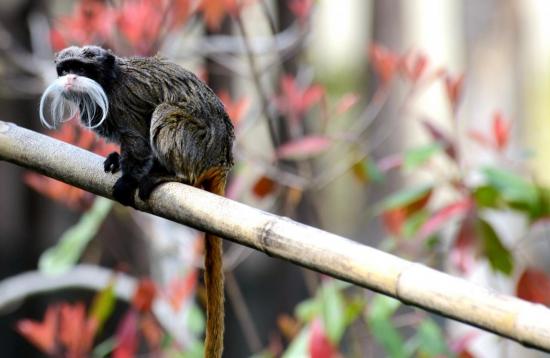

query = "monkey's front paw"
[112, 175, 137, 206]
[104, 152, 121, 173]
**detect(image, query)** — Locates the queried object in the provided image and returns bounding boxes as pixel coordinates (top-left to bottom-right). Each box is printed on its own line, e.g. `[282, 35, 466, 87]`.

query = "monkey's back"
[103, 56, 234, 178]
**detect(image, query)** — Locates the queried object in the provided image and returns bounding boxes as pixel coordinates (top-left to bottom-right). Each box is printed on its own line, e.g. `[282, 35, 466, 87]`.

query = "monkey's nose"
[66, 74, 77, 83]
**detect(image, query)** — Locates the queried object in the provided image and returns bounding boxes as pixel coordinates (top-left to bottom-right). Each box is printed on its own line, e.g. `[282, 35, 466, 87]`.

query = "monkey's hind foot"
[113, 174, 138, 206]
[138, 174, 184, 201]
[104, 152, 121, 173]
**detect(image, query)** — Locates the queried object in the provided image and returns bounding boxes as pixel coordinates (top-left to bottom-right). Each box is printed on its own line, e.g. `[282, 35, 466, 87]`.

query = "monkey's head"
[39, 46, 117, 129]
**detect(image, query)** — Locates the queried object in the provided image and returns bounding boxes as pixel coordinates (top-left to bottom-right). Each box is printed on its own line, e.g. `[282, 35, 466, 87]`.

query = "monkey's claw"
[104, 152, 121, 173]
[112, 175, 137, 206]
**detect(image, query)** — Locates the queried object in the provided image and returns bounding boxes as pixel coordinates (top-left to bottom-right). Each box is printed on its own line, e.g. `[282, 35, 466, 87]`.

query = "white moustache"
[39, 75, 109, 130]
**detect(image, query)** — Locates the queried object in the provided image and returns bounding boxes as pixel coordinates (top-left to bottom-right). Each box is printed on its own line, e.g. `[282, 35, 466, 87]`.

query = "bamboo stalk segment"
[1, 120, 549, 352]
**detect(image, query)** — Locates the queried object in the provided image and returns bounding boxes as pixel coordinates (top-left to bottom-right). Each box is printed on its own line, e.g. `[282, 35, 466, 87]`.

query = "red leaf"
[451, 217, 477, 274]
[171, 0, 192, 27]
[381, 208, 408, 236]
[276, 74, 325, 125]
[167, 270, 198, 311]
[16, 305, 59, 355]
[59, 302, 98, 357]
[113, 310, 139, 358]
[218, 90, 251, 126]
[516, 268, 550, 306]
[401, 51, 429, 83]
[445, 73, 465, 112]
[54, 0, 115, 48]
[334, 93, 359, 116]
[117, 0, 164, 55]
[252, 176, 277, 198]
[492, 111, 510, 151]
[140, 313, 163, 350]
[368, 44, 399, 84]
[418, 198, 473, 239]
[199, 0, 251, 30]
[276, 136, 332, 160]
[288, 0, 314, 23]
[450, 331, 479, 357]
[132, 278, 157, 313]
[468, 130, 492, 149]
[309, 319, 337, 358]
[421, 120, 456, 159]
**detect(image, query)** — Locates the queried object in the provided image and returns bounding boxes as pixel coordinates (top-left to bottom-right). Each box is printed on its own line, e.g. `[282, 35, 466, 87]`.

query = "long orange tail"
[202, 171, 226, 358]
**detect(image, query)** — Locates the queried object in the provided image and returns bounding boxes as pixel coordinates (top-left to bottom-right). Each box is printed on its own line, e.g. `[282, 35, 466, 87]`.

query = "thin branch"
[1, 121, 550, 352]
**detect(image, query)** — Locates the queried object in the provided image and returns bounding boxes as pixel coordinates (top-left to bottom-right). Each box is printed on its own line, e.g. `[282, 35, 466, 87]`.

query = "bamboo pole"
[1, 120, 549, 352]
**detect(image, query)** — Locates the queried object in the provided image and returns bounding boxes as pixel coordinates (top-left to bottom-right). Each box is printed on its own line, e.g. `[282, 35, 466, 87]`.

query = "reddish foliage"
[288, 0, 314, 23]
[140, 313, 163, 350]
[167, 270, 198, 311]
[492, 111, 511, 150]
[54, 0, 116, 50]
[17, 302, 99, 357]
[445, 73, 465, 113]
[381, 188, 432, 236]
[421, 119, 456, 159]
[132, 278, 157, 313]
[117, 0, 165, 55]
[16, 305, 59, 355]
[516, 268, 550, 306]
[218, 90, 251, 126]
[401, 51, 429, 83]
[309, 319, 338, 358]
[451, 217, 477, 274]
[198, 0, 253, 30]
[113, 310, 139, 358]
[469, 111, 511, 152]
[418, 198, 473, 239]
[450, 331, 479, 358]
[276, 136, 332, 160]
[25, 122, 118, 210]
[59, 303, 98, 358]
[334, 93, 359, 116]
[368, 44, 400, 85]
[252, 175, 277, 198]
[381, 209, 408, 236]
[276, 74, 325, 126]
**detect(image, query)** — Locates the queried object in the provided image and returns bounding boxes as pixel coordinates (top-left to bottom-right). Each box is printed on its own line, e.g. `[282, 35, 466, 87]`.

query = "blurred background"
[1, 0, 550, 357]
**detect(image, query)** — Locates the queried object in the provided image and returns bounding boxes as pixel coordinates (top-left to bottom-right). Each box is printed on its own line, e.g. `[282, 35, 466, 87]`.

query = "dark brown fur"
[54, 45, 233, 357]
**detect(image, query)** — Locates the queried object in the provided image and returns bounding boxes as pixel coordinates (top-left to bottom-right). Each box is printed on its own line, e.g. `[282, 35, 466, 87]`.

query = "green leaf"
[473, 185, 500, 208]
[482, 167, 540, 214]
[353, 157, 384, 183]
[39, 197, 113, 275]
[402, 210, 429, 238]
[295, 298, 320, 322]
[343, 296, 366, 325]
[282, 325, 310, 358]
[320, 280, 346, 344]
[92, 337, 117, 358]
[89, 280, 116, 332]
[414, 318, 450, 357]
[476, 218, 514, 275]
[376, 184, 432, 213]
[187, 302, 205, 335]
[366, 295, 406, 358]
[403, 143, 443, 171]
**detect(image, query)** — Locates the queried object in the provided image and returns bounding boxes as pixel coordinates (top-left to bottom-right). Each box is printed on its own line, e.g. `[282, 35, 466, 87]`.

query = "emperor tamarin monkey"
[39, 45, 234, 358]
